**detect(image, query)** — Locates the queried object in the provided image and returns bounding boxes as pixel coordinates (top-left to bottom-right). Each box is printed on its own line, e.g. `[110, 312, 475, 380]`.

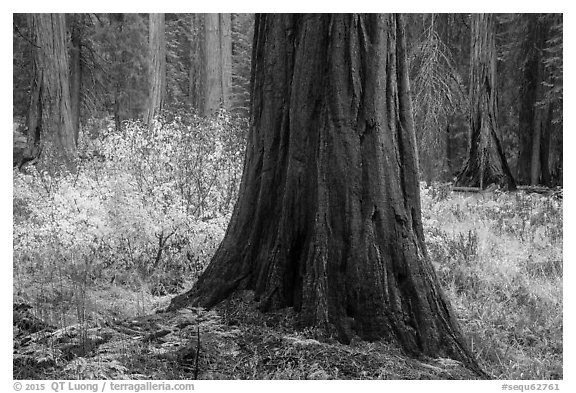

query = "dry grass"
[421, 185, 563, 379]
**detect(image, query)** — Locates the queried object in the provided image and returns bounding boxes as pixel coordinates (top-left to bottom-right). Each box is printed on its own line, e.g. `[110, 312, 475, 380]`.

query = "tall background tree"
[189, 13, 233, 115]
[230, 13, 254, 117]
[455, 13, 515, 190]
[23, 13, 77, 171]
[67, 14, 83, 143]
[502, 13, 563, 186]
[146, 13, 167, 125]
[169, 13, 484, 376]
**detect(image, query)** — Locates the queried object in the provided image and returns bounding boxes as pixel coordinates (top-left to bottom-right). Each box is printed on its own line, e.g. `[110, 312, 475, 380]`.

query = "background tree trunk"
[539, 102, 553, 186]
[189, 14, 204, 111]
[220, 13, 232, 110]
[110, 13, 124, 132]
[203, 14, 220, 114]
[202, 13, 232, 115]
[146, 13, 166, 125]
[68, 14, 82, 145]
[530, 56, 545, 186]
[24, 13, 77, 171]
[516, 15, 540, 185]
[455, 14, 515, 190]
[170, 13, 484, 377]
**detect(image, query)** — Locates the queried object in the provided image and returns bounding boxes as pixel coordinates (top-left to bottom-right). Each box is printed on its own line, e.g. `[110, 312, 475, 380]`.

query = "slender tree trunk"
[220, 13, 232, 110]
[530, 116, 541, 186]
[446, 122, 453, 179]
[111, 13, 124, 132]
[170, 14, 485, 377]
[146, 13, 166, 125]
[68, 14, 82, 145]
[530, 57, 545, 186]
[114, 90, 121, 132]
[189, 14, 205, 110]
[539, 102, 553, 186]
[516, 17, 539, 185]
[203, 14, 221, 114]
[517, 14, 552, 186]
[455, 14, 515, 190]
[24, 13, 77, 172]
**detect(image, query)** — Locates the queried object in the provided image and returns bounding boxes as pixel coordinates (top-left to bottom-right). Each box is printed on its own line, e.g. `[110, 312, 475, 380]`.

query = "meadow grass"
[421, 185, 562, 379]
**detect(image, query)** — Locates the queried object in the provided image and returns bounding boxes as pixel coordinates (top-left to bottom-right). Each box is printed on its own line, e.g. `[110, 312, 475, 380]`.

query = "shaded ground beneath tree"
[14, 290, 482, 380]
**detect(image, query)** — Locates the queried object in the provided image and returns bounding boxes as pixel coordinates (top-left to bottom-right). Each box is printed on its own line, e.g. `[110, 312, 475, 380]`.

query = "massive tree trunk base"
[168, 178, 488, 375]
[170, 14, 487, 379]
[168, 237, 487, 379]
[455, 152, 516, 191]
[454, 124, 516, 191]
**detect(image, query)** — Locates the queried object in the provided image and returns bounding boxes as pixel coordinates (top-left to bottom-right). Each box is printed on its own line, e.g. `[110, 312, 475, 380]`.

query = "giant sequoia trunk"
[170, 14, 484, 376]
[24, 13, 77, 171]
[145, 13, 166, 125]
[455, 14, 515, 190]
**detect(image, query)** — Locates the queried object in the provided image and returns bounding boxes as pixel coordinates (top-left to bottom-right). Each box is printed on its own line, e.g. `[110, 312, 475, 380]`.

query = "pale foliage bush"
[14, 112, 246, 319]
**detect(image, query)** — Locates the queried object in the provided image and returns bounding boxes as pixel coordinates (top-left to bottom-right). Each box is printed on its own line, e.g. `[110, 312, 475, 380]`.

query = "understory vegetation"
[13, 118, 562, 380]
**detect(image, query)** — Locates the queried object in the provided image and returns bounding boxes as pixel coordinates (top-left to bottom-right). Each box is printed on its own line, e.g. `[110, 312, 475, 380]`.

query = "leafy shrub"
[14, 112, 246, 325]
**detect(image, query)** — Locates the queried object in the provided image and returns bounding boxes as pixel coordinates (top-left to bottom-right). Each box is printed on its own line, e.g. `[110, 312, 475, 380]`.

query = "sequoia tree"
[515, 15, 554, 186]
[145, 13, 166, 125]
[169, 14, 485, 376]
[23, 13, 77, 171]
[189, 13, 232, 115]
[455, 14, 515, 190]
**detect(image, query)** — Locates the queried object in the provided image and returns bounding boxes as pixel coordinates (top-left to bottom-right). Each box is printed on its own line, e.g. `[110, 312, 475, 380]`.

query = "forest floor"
[14, 290, 481, 380]
[12, 125, 563, 380]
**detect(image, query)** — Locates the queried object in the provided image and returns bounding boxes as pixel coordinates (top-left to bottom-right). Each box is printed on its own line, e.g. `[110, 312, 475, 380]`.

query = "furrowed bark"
[170, 14, 486, 377]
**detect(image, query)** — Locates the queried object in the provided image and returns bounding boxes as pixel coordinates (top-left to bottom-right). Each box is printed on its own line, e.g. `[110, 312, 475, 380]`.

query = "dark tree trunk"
[539, 102, 553, 186]
[446, 122, 453, 180]
[455, 14, 515, 190]
[170, 14, 484, 377]
[530, 52, 546, 186]
[516, 15, 540, 185]
[23, 13, 77, 171]
[145, 13, 166, 125]
[189, 14, 204, 110]
[517, 15, 553, 186]
[68, 14, 82, 145]
[111, 13, 124, 132]
[114, 90, 122, 132]
[220, 13, 232, 110]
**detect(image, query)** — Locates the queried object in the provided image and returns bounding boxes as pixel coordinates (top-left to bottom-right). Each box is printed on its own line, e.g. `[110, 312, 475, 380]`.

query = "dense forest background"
[12, 13, 563, 185]
[12, 13, 563, 381]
